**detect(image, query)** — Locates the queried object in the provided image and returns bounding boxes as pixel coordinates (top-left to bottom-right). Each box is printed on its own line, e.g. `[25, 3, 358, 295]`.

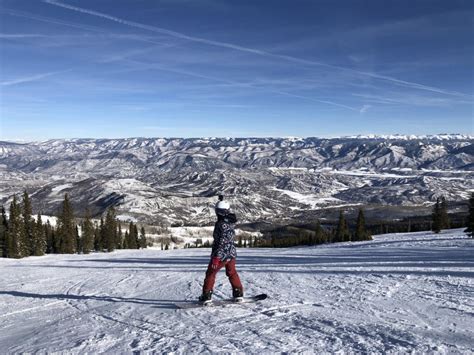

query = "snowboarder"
[199, 195, 243, 304]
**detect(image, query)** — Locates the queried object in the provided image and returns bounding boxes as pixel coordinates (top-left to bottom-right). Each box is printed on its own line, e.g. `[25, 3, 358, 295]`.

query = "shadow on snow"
[0, 290, 186, 310]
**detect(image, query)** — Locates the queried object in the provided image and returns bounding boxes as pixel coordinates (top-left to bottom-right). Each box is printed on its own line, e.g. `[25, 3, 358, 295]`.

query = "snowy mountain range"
[0, 135, 473, 225]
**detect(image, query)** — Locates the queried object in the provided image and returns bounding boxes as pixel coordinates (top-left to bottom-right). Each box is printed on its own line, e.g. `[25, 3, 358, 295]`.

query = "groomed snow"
[0, 229, 472, 353]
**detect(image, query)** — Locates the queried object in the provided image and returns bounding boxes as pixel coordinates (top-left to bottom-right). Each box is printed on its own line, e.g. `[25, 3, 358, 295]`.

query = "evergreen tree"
[20, 190, 34, 257]
[432, 198, 442, 233]
[75, 225, 81, 253]
[7, 195, 22, 258]
[465, 193, 474, 238]
[81, 210, 95, 254]
[314, 220, 325, 244]
[32, 213, 46, 256]
[57, 194, 76, 253]
[52, 221, 61, 253]
[0, 206, 7, 257]
[133, 224, 139, 249]
[354, 209, 371, 241]
[44, 220, 54, 254]
[335, 211, 350, 242]
[123, 230, 129, 249]
[126, 221, 138, 249]
[104, 207, 117, 252]
[440, 197, 450, 230]
[139, 226, 147, 248]
[116, 222, 123, 249]
[94, 219, 104, 251]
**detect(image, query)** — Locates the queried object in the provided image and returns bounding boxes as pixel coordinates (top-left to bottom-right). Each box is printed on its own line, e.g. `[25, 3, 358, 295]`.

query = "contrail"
[1, 70, 68, 86]
[2, 6, 353, 110]
[44, 0, 471, 98]
[0, 34, 49, 38]
[0, 9, 175, 47]
[124, 59, 359, 111]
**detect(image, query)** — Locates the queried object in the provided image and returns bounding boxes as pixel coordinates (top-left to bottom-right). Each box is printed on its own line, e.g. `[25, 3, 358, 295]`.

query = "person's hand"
[211, 257, 221, 270]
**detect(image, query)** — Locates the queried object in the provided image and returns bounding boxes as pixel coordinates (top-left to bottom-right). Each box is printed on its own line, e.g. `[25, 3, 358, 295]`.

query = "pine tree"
[335, 211, 350, 242]
[439, 197, 450, 230]
[314, 220, 325, 244]
[126, 221, 138, 249]
[116, 222, 123, 249]
[32, 213, 46, 256]
[57, 194, 76, 253]
[355, 209, 371, 241]
[139, 226, 147, 248]
[0, 206, 7, 257]
[7, 195, 22, 258]
[44, 220, 54, 254]
[20, 190, 34, 257]
[75, 225, 81, 254]
[432, 198, 442, 233]
[123, 230, 129, 249]
[465, 193, 474, 238]
[81, 210, 95, 254]
[133, 224, 139, 249]
[52, 222, 61, 254]
[94, 219, 104, 251]
[104, 207, 117, 252]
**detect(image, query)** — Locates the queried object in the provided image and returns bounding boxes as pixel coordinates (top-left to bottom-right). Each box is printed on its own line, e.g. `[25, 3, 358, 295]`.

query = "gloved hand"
[210, 257, 221, 270]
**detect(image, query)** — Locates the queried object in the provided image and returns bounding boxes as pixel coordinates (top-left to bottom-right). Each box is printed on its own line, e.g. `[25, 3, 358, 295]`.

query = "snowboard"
[177, 293, 267, 309]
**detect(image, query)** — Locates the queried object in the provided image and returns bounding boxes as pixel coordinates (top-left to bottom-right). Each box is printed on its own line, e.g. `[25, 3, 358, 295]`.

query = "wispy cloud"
[0, 8, 105, 34]
[359, 104, 372, 114]
[44, 0, 472, 99]
[97, 45, 164, 64]
[353, 93, 472, 107]
[122, 59, 359, 111]
[0, 33, 50, 38]
[1, 70, 68, 86]
[0, 9, 176, 47]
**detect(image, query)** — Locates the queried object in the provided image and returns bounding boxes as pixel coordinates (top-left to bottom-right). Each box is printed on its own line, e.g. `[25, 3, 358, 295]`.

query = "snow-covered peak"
[343, 134, 473, 141]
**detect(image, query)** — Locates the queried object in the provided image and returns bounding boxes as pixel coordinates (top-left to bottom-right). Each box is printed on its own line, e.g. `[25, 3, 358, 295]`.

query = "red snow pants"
[202, 258, 243, 293]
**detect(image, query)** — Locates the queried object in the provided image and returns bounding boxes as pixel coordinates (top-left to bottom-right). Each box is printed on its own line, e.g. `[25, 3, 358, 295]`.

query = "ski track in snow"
[0, 229, 473, 353]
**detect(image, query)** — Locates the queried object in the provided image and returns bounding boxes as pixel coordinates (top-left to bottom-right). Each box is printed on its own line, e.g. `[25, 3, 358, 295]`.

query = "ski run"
[0, 229, 472, 353]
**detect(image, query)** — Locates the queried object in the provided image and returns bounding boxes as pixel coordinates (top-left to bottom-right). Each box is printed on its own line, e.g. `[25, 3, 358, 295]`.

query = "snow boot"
[199, 291, 213, 304]
[233, 288, 244, 302]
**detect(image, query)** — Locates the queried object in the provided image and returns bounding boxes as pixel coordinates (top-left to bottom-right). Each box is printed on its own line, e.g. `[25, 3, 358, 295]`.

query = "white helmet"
[216, 200, 230, 210]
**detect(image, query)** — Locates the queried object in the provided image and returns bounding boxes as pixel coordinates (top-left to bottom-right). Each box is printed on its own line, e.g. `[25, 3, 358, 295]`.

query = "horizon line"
[2, 133, 473, 144]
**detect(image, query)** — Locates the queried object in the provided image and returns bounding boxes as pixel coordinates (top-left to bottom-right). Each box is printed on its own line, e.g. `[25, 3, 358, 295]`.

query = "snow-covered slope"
[0, 136, 472, 224]
[0, 229, 472, 353]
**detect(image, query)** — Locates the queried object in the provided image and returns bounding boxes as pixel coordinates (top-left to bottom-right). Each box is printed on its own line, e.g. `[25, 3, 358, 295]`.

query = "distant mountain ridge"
[0, 136, 472, 225]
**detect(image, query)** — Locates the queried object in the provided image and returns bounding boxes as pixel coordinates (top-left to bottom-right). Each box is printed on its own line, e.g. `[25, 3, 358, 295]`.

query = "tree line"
[431, 193, 474, 237]
[262, 208, 372, 248]
[262, 193, 474, 248]
[431, 196, 450, 233]
[0, 192, 147, 259]
[462, 192, 474, 238]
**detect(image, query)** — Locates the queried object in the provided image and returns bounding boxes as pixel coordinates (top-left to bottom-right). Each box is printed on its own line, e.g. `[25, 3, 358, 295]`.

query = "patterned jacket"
[211, 219, 237, 261]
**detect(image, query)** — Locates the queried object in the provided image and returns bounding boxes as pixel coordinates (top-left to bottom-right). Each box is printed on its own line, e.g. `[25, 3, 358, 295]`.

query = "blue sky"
[0, 0, 473, 140]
